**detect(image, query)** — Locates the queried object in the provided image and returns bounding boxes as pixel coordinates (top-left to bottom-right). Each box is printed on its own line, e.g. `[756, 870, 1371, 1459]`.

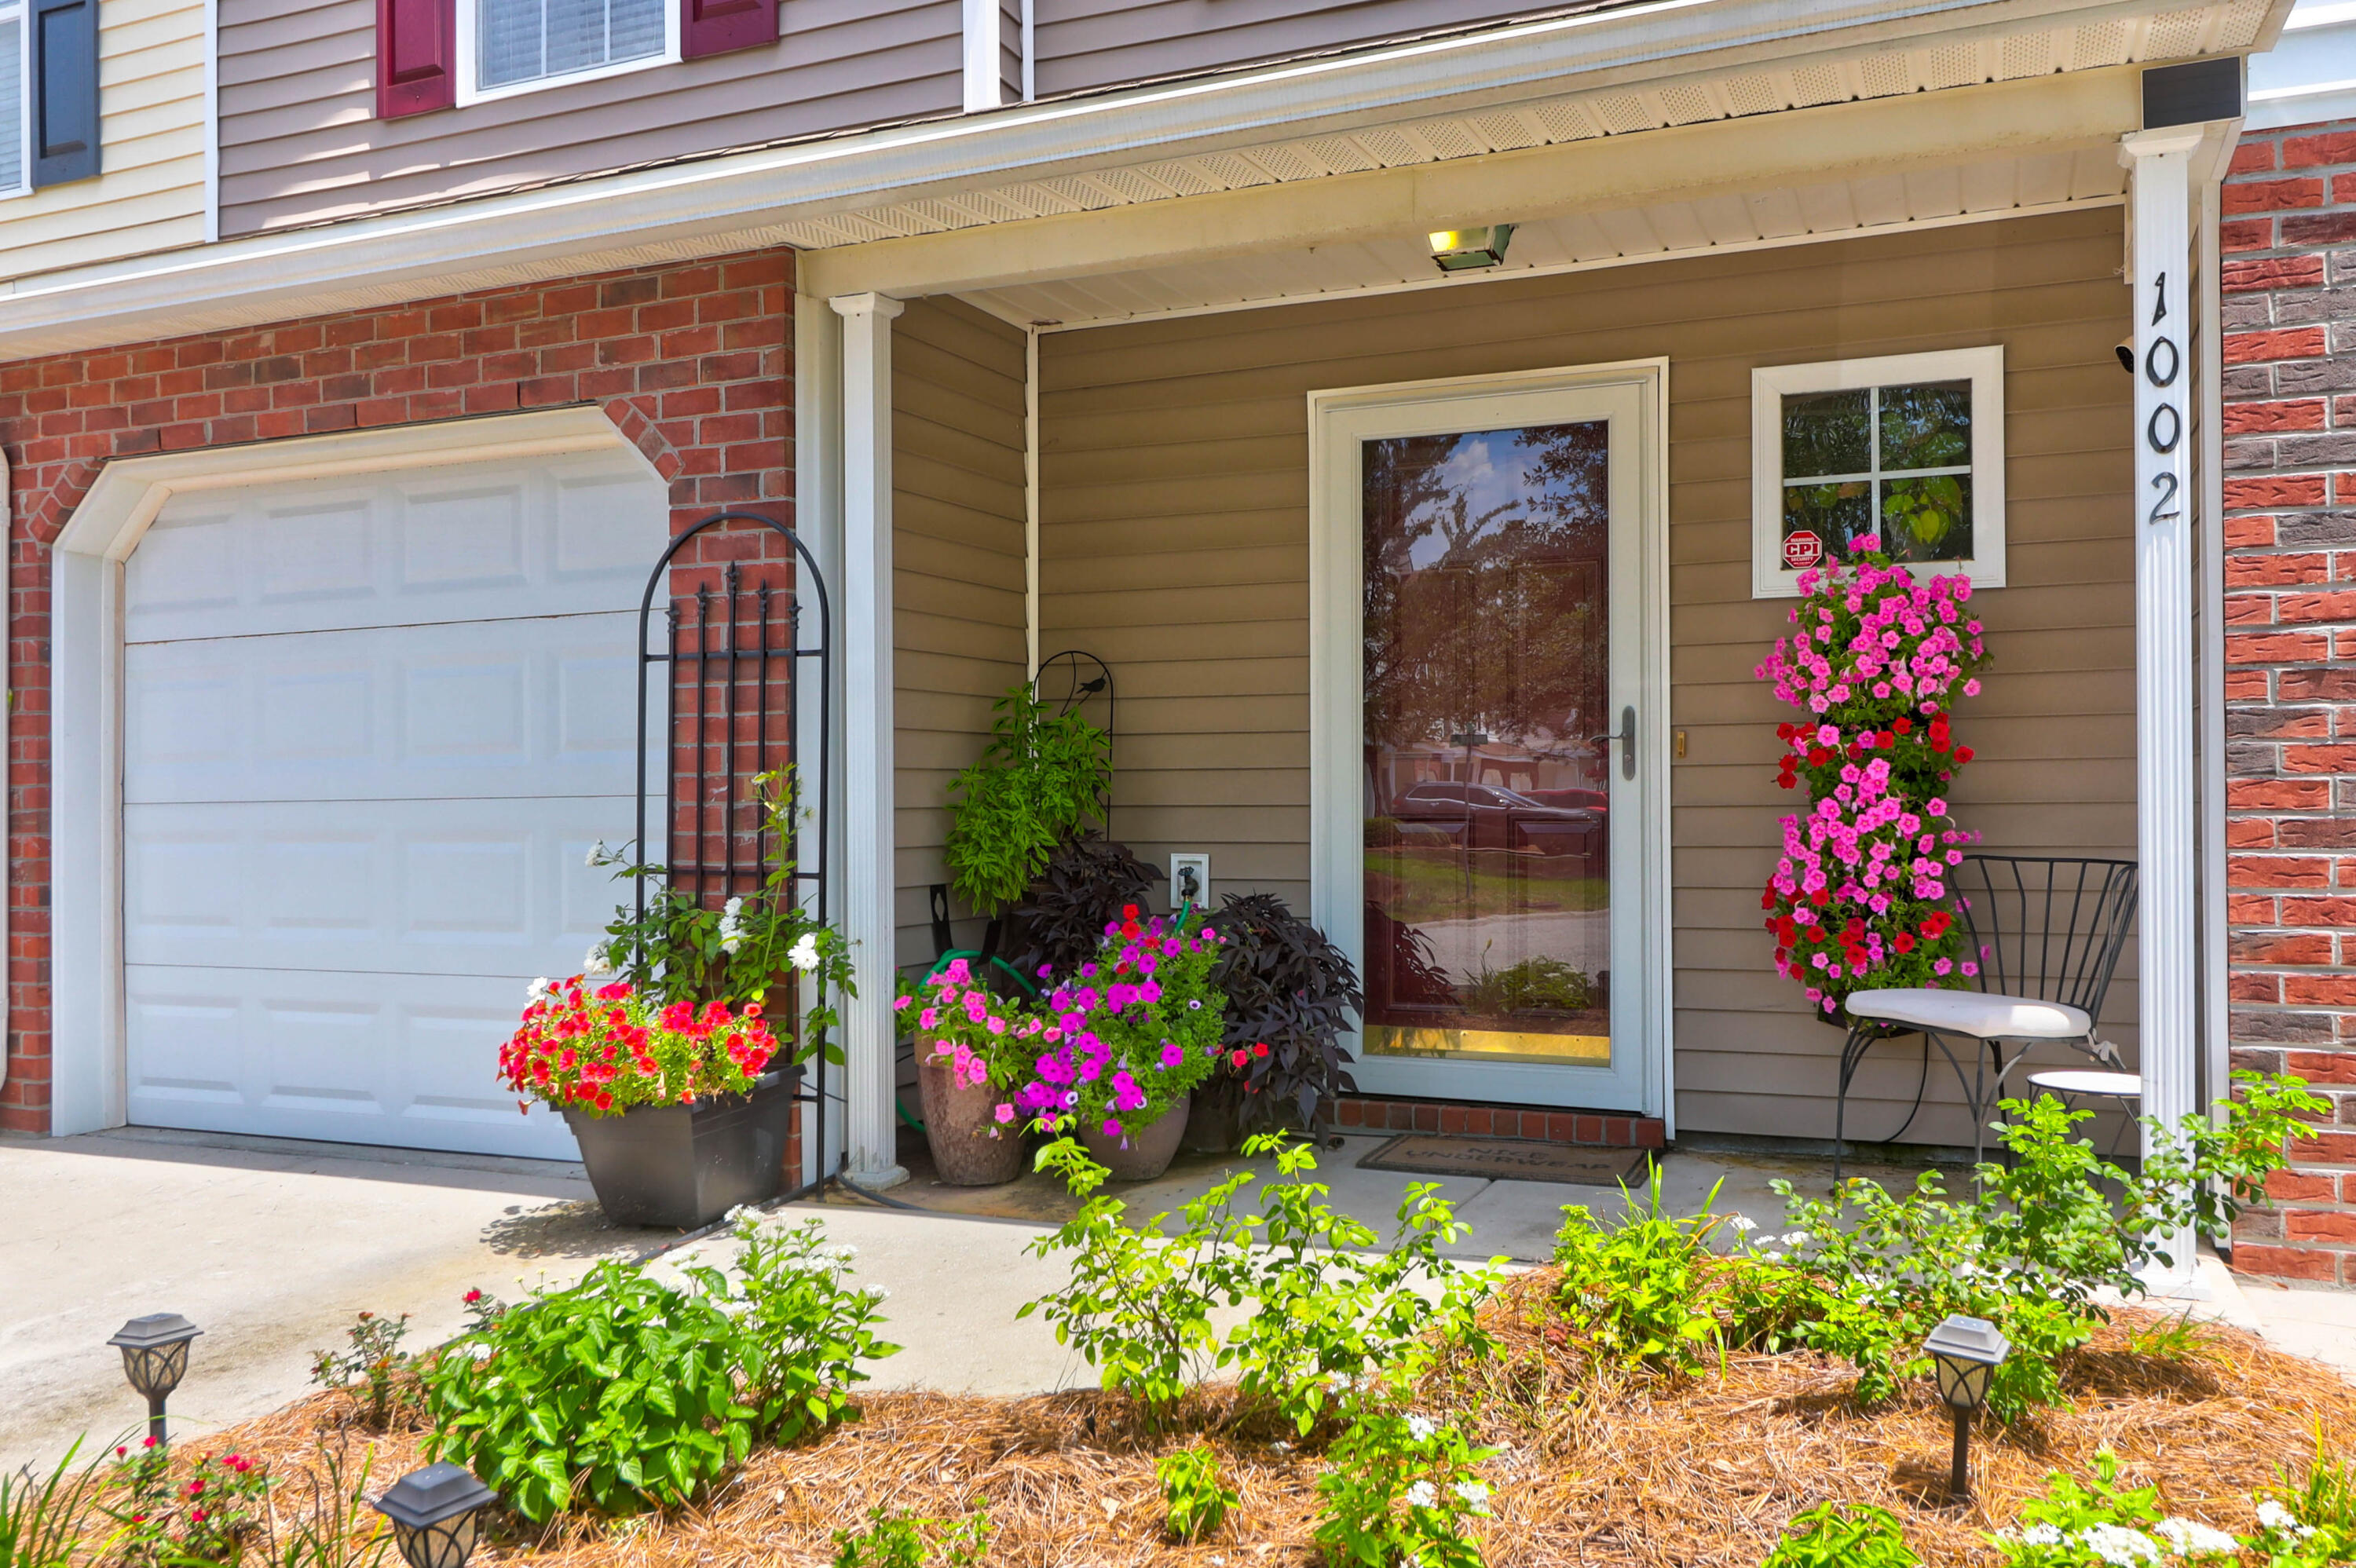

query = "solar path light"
[107, 1314, 201, 1445]
[1924, 1313, 2010, 1504]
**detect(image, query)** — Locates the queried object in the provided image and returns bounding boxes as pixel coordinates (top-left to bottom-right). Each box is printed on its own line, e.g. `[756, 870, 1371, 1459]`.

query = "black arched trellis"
[1034, 647, 1115, 835]
[633, 510, 836, 1197]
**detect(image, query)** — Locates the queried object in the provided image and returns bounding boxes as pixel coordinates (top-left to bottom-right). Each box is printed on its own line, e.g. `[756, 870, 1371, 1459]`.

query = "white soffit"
[955, 146, 2131, 328]
[771, 2, 2264, 255]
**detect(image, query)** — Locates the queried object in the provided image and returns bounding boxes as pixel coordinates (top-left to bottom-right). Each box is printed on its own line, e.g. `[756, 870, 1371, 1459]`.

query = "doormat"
[1357, 1135, 1652, 1186]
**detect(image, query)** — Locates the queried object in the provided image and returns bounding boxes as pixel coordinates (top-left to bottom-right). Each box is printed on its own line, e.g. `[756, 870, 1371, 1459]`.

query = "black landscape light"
[1925, 1313, 2010, 1504]
[108, 1314, 201, 1444]
[374, 1464, 498, 1568]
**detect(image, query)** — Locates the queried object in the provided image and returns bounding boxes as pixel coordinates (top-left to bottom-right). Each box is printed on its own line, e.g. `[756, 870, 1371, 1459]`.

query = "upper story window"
[0, 2, 24, 196]
[1750, 346, 2007, 598]
[460, 0, 675, 101]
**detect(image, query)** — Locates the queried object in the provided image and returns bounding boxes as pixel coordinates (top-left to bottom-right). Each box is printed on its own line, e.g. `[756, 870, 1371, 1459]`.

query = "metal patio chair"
[1833, 854, 2139, 1181]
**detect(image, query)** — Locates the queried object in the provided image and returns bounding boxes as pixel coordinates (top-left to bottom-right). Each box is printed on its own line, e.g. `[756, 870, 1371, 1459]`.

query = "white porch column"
[831, 291, 908, 1191]
[2120, 128, 2203, 1288]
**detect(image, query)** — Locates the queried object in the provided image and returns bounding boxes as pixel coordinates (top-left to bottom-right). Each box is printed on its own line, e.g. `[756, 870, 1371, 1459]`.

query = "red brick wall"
[0, 250, 796, 1135]
[2221, 125, 2356, 1285]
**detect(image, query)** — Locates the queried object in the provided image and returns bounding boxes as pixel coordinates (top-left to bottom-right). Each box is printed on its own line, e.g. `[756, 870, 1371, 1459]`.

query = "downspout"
[1025, 325, 1039, 679]
[0, 443, 9, 1102]
[2197, 126, 2236, 1244]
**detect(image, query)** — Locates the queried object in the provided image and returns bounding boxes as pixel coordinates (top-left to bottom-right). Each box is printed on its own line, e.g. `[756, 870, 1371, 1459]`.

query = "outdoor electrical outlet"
[1170, 853, 1209, 911]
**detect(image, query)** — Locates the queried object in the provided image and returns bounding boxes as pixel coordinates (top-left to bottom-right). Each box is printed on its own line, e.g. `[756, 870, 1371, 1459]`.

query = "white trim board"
[1307, 358, 1673, 1123]
[46, 407, 664, 1137]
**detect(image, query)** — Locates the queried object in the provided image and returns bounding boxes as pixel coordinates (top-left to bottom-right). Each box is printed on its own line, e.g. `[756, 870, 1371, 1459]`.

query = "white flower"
[1729, 1215, 1757, 1233]
[1759, 1249, 1785, 1263]
[525, 976, 553, 1004]
[2079, 1522, 2161, 1566]
[2018, 1525, 2065, 1547]
[724, 896, 744, 917]
[2154, 1519, 2239, 1557]
[1405, 1415, 1437, 1442]
[586, 840, 609, 868]
[725, 1204, 751, 1223]
[788, 932, 821, 973]
[467, 1342, 494, 1361]
[1404, 1482, 1437, 1510]
[1781, 1230, 1811, 1247]
[1453, 1482, 1491, 1515]
[720, 936, 744, 956]
[584, 945, 614, 976]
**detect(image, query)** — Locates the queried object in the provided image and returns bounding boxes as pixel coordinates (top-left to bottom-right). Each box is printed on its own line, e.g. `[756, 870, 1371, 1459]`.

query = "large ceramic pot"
[916, 1039, 1024, 1186]
[562, 1066, 799, 1230]
[1077, 1094, 1191, 1181]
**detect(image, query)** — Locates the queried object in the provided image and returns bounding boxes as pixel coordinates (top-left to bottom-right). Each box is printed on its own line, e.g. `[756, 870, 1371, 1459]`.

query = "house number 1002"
[2147, 269, 2182, 527]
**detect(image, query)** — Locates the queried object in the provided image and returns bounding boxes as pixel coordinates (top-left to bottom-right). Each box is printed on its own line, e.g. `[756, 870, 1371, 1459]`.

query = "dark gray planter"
[562, 1067, 800, 1230]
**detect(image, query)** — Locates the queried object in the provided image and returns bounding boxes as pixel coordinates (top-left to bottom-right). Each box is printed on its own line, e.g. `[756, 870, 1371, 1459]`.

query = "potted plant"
[1193, 891, 1365, 1151]
[1006, 831, 1163, 984]
[998, 905, 1225, 1180]
[515, 769, 856, 1228]
[894, 959, 1046, 1185]
[942, 682, 1111, 948]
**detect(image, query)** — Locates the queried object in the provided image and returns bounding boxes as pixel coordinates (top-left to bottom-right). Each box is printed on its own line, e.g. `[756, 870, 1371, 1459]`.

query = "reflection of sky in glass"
[1403, 428, 1593, 569]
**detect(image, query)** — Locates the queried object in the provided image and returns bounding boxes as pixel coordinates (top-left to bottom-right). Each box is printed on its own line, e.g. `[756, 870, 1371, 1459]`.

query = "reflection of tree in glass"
[1879, 381, 1970, 470]
[1782, 389, 1869, 479]
[1362, 422, 1609, 791]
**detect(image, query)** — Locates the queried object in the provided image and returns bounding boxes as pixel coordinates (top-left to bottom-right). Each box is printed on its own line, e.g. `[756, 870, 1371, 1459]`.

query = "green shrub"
[1759, 1504, 1919, 1568]
[2254, 1447, 2356, 1567]
[1312, 1407, 1496, 1568]
[423, 1216, 896, 1521]
[1155, 1446, 1235, 1543]
[830, 1507, 991, 1568]
[943, 682, 1110, 917]
[0, 1440, 101, 1568]
[1019, 1134, 1498, 1432]
[1992, 1451, 2241, 1566]
[309, 1311, 415, 1429]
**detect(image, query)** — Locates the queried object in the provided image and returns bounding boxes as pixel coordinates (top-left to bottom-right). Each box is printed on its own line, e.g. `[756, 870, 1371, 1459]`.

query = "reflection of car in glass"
[1388, 780, 1602, 857]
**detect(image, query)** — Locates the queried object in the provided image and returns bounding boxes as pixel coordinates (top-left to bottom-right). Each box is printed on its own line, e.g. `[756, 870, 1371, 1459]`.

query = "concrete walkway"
[4, 1126, 2351, 1477]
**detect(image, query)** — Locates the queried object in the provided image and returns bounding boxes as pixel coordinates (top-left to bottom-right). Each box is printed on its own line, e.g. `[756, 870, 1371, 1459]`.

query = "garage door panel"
[125, 612, 660, 804]
[124, 968, 579, 1159]
[125, 798, 642, 976]
[125, 457, 660, 644]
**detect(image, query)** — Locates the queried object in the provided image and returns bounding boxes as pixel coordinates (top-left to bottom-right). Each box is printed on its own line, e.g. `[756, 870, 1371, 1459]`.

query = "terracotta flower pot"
[1077, 1094, 1192, 1181]
[915, 1039, 1025, 1186]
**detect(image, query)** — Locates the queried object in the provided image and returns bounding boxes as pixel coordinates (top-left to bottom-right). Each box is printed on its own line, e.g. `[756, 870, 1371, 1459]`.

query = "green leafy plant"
[423, 1217, 896, 1522]
[2253, 1445, 2356, 1567]
[104, 1440, 270, 1568]
[1156, 1446, 1236, 1544]
[1461, 952, 1590, 1016]
[1019, 1134, 1499, 1433]
[830, 1507, 992, 1568]
[1205, 892, 1365, 1135]
[309, 1311, 414, 1429]
[1760, 1504, 1920, 1568]
[943, 682, 1110, 918]
[1758, 1074, 2325, 1420]
[1312, 1406, 1496, 1568]
[0, 1440, 101, 1568]
[589, 769, 856, 1059]
[1992, 1451, 2241, 1566]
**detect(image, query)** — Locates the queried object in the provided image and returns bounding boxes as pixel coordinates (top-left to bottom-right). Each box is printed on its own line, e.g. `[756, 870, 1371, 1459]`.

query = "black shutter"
[31, 0, 100, 188]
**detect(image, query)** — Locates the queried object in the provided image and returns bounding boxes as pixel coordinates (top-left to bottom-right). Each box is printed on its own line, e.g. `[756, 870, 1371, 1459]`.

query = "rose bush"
[1754, 541, 1990, 1025]
[997, 905, 1225, 1142]
[498, 976, 781, 1114]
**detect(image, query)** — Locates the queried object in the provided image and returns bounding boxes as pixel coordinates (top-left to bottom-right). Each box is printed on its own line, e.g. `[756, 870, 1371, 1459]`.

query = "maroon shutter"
[681, 0, 777, 60]
[377, 0, 455, 118]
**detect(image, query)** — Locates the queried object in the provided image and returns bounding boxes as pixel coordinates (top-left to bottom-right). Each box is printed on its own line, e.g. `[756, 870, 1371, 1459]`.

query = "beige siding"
[1031, 0, 1560, 98]
[0, 0, 206, 283]
[216, 0, 961, 238]
[1036, 207, 2138, 1145]
[894, 297, 1030, 968]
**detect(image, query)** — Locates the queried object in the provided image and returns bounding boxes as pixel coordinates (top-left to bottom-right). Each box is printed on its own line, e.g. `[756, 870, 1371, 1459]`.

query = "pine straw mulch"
[188, 1273, 2356, 1568]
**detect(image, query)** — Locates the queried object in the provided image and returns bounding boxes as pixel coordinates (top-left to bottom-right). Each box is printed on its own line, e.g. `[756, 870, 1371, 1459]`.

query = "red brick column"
[0, 251, 796, 1135]
[2220, 125, 2356, 1285]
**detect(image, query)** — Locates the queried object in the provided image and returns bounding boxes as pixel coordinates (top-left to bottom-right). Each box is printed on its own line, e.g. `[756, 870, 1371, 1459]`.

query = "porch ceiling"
[781, 0, 2263, 266]
[952, 145, 2131, 329]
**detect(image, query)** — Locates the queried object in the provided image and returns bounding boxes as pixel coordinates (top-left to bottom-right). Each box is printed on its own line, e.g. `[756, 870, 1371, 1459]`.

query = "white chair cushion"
[2027, 1069, 2142, 1098]
[1846, 987, 2092, 1040]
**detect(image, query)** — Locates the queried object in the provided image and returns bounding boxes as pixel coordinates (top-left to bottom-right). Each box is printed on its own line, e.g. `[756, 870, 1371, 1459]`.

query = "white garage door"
[120, 450, 669, 1158]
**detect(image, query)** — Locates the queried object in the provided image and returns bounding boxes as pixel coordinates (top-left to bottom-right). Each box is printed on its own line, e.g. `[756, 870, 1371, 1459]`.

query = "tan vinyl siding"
[1031, 0, 1563, 98]
[1035, 207, 2137, 1144]
[894, 296, 1030, 969]
[216, 0, 961, 238]
[0, 0, 206, 283]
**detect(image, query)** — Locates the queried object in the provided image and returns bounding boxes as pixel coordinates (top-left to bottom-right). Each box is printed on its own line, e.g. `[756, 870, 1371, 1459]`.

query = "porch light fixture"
[1427, 225, 1515, 272]
[108, 1313, 201, 1444]
[374, 1463, 499, 1568]
[1924, 1313, 2010, 1504]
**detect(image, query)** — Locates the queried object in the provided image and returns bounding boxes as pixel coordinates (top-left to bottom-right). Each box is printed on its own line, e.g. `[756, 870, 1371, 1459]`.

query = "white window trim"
[455, 0, 679, 108]
[1750, 344, 2007, 598]
[1, 0, 28, 202]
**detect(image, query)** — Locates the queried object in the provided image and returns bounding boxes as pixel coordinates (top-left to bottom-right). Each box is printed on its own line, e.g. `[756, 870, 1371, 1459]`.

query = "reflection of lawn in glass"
[1366, 847, 1609, 924]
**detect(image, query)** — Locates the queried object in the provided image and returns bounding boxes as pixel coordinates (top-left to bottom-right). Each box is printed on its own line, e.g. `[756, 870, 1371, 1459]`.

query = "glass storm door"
[1312, 369, 1663, 1114]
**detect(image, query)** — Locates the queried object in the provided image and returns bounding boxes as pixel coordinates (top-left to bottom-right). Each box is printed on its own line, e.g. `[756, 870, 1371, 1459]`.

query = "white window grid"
[1750, 345, 2007, 599]
[455, 0, 679, 106]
